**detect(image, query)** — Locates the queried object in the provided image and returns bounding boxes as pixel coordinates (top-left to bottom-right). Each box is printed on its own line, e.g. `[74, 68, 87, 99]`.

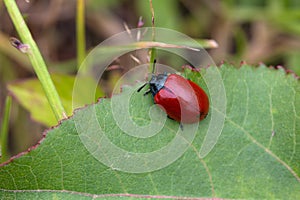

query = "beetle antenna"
[137, 82, 147, 92]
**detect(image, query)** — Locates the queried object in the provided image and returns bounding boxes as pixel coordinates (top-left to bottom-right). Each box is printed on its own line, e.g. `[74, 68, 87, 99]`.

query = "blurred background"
[0, 0, 300, 156]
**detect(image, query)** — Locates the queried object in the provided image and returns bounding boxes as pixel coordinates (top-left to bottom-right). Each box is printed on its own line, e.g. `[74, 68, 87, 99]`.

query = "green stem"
[1, 96, 12, 163]
[3, 0, 66, 121]
[76, 0, 86, 69]
[149, 0, 156, 73]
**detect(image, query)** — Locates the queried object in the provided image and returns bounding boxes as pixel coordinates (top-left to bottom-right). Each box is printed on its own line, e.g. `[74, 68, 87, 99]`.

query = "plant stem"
[149, 0, 156, 73]
[1, 96, 12, 163]
[3, 0, 66, 121]
[76, 0, 86, 69]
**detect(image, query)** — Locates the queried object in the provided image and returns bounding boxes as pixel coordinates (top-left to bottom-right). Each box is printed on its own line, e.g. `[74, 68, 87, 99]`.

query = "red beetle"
[138, 62, 209, 126]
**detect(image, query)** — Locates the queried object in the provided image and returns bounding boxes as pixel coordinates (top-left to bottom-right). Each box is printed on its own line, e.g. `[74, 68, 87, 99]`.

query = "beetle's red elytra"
[138, 64, 209, 126]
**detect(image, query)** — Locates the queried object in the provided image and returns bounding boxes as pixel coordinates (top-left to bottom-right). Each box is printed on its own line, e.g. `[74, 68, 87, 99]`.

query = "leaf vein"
[228, 118, 300, 183]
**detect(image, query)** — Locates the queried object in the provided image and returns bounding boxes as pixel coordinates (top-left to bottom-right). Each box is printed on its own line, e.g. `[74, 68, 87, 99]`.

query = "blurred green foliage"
[7, 74, 104, 127]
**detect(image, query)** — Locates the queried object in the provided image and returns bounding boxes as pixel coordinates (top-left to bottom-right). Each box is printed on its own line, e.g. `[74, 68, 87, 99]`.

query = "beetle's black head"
[148, 73, 168, 96]
[137, 59, 168, 96]
[137, 73, 168, 97]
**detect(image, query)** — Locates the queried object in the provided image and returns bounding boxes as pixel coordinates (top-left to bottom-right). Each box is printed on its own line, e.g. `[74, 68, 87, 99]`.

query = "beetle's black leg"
[197, 111, 208, 119]
[180, 123, 184, 131]
[167, 115, 174, 120]
[143, 89, 151, 96]
[167, 115, 183, 130]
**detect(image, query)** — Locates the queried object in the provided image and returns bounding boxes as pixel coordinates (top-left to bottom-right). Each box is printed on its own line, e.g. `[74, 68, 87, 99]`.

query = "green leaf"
[1, 64, 300, 199]
[7, 73, 104, 126]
